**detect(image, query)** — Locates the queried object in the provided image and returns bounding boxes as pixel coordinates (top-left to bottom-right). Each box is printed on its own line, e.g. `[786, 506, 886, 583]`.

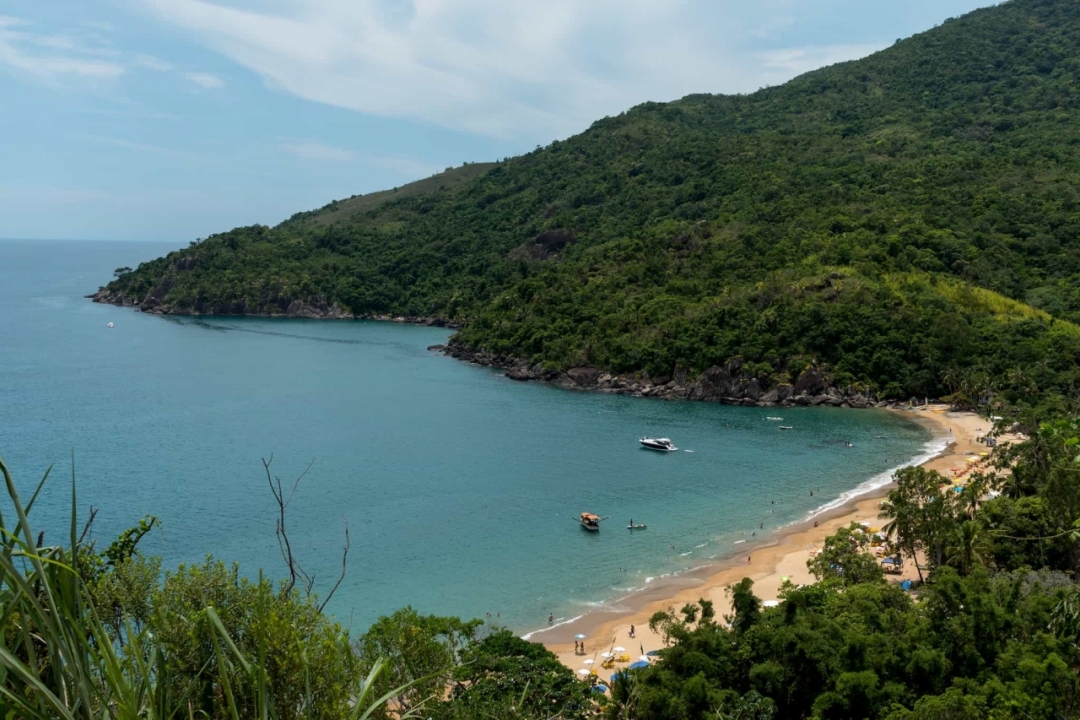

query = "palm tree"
[946, 520, 992, 575]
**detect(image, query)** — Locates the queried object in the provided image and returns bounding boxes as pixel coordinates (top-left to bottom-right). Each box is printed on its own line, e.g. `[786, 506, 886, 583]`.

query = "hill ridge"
[96, 0, 1080, 409]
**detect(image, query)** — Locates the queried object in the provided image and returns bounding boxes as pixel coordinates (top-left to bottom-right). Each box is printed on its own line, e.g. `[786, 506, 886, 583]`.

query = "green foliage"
[440, 629, 592, 719]
[807, 521, 886, 586]
[355, 607, 480, 719]
[151, 558, 358, 720]
[104, 0, 1080, 407]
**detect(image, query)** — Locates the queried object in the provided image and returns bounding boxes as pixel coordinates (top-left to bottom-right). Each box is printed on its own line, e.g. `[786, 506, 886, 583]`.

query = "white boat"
[766, 416, 782, 421]
[627, 523, 648, 530]
[107, 322, 114, 328]
[639, 437, 677, 452]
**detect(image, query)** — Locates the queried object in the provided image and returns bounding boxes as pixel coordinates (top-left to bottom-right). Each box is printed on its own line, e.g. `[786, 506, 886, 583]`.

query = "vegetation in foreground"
[4, 414, 1080, 718]
[101, 0, 1080, 409]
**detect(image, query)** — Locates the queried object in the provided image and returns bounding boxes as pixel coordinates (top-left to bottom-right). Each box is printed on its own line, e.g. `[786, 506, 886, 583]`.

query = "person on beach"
[747, 556, 751, 564]
[548, 613, 554, 626]
[574, 640, 579, 653]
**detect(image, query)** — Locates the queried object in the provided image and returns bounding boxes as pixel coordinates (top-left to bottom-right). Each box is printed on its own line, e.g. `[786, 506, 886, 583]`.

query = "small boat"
[779, 426, 794, 430]
[579, 512, 603, 531]
[107, 322, 114, 328]
[766, 416, 783, 421]
[627, 523, 648, 530]
[639, 437, 677, 452]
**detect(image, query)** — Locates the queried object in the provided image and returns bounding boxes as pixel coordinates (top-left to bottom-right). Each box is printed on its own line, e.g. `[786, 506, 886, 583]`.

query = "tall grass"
[0, 457, 421, 719]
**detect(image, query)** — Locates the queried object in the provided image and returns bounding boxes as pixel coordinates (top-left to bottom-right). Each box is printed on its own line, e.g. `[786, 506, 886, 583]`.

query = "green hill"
[97, 0, 1080, 409]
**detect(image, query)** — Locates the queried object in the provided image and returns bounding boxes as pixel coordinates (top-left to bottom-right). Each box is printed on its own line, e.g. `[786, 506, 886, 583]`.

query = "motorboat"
[627, 522, 648, 530]
[779, 426, 794, 430]
[639, 437, 677, 452]
[107, 322, 114, 328]
[766, 416, 782, 421]
[579, 512, 602, 531]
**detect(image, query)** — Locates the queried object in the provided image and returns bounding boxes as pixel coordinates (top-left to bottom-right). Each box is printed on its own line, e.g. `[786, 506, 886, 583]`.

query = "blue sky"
[1, 0, 997, 242]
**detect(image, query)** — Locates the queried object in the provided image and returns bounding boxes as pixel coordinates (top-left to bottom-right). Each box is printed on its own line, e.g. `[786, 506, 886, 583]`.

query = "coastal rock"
[794, 367, 827, 396]
[566, 366, 601, 387]
[688, 365, 734, 401]
[427, 344, 447, 352]
[285, 297, 354, 319]
[733, 378, 762, 401]
[760, 388, 779, 404]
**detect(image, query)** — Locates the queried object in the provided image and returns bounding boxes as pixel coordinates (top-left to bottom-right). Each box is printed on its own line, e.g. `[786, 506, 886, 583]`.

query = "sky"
[1, 0, 998, 242]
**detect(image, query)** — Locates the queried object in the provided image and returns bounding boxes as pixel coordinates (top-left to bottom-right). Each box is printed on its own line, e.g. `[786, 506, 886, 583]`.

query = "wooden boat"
[579, 512, 602, 531]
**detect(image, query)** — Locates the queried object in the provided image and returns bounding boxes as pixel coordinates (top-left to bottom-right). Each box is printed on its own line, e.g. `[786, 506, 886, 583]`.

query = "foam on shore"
[799, 435, 950, 523]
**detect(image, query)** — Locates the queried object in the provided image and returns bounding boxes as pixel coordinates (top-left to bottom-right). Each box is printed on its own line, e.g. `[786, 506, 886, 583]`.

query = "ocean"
[0, 239, 936, 635]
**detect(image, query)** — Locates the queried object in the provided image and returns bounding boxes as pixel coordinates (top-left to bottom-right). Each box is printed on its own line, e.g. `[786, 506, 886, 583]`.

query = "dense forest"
[99, 0, 1080, 410]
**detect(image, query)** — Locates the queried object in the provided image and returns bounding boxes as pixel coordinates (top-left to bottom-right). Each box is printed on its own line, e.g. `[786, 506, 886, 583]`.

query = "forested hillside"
[98, 0, 1080, 408]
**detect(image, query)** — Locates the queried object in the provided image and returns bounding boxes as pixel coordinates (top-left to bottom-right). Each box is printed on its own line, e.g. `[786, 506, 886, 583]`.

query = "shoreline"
[540, 405, 998, 669]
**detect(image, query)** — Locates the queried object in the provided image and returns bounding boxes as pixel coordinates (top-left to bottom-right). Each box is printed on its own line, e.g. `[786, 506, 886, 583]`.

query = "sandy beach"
[542, 405, 1006, 670]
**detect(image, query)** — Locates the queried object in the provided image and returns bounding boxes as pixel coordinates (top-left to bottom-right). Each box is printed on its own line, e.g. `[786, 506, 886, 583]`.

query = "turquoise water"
[0, 240, 935, 635]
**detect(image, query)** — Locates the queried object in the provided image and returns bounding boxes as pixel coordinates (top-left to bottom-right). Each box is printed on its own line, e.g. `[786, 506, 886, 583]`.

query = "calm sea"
[0, 240, 935, 635]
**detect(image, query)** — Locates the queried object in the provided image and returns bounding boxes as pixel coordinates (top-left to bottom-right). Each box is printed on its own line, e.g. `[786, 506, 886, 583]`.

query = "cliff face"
[442, 344, 881, 409]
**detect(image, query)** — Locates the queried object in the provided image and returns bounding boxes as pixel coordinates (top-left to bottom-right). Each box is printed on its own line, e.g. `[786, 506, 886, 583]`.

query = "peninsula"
[94, 0, 1080, 413]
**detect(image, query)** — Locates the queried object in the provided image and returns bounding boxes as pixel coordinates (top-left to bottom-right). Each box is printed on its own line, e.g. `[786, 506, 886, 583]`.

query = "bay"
[0, 239, 935, 634]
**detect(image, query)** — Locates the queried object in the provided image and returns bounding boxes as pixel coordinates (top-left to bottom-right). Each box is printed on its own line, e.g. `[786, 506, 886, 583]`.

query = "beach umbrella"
[583, 659, 595, 665]
[577, 669, 590, 677]
[639, 655, 650, 662]
[574, 634, 586, 639]
[600, 652, 612, 658]
[629, 661, 649, 669]
[613, 646, 626, 653]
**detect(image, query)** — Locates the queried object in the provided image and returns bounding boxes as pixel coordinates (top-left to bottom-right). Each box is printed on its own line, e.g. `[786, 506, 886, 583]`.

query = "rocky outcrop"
[89, 287, 462, 326]
[440, 344, 883, 409]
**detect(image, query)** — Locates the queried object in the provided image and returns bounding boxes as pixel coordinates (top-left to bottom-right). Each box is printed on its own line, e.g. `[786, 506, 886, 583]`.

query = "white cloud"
[182, 70, 224, 88]
[365, 154, 442, 179]
[0, 20, 125, 82]
[280, 140, 354, 161]
[135, 53, 173, 71]
[760, 43, 885, 75]
[139, 0, 885, 140]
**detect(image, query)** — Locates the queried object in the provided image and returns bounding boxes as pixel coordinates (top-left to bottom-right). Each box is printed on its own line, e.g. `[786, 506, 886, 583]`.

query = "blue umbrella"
[574, 634, 586, 639]
[629, 661, 649, 669]
[610, 672, 627, 683]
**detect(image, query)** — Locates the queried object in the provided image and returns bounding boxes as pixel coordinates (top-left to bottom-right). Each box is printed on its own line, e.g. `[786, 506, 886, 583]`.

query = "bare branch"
[77, 506, 99, 546]
[319, 518, 351, 613]
[263, 456, 329, 600]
